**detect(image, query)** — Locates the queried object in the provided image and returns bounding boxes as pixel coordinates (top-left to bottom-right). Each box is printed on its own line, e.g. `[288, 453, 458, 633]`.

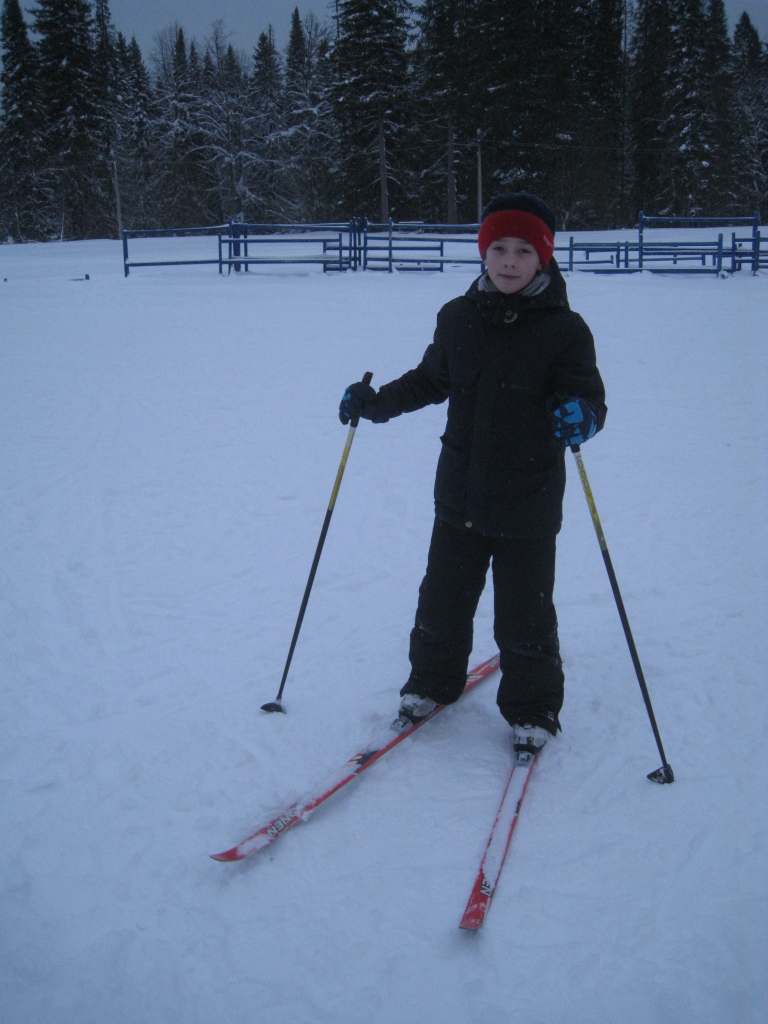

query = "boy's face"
[483, 236, 542, 294]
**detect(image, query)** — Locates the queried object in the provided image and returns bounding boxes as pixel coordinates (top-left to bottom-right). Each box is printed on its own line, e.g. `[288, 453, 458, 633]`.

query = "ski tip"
[210, 849, 242, 862]
[647, 763, 674, 785]
[459, 907, 488, 931]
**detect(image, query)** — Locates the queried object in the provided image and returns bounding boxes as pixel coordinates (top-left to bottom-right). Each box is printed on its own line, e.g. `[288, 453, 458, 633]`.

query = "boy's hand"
[339, 382, 388, 424]
[548, 397, 597, 446]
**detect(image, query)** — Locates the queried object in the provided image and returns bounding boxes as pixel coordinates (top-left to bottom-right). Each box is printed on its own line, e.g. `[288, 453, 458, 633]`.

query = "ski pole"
[570, 445, 674, 784]
[262, 372, 373, 713]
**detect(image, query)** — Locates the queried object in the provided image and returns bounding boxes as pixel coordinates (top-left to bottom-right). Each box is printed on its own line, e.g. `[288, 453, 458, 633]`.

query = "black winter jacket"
[377, 261, 606, 538]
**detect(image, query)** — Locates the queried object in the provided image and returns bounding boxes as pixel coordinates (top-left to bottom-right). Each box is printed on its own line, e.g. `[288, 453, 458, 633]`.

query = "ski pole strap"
[350, 371, 374, 429]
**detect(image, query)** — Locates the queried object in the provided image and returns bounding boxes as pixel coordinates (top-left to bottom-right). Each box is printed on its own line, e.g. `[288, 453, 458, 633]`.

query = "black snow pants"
[401, 518, 564, 732]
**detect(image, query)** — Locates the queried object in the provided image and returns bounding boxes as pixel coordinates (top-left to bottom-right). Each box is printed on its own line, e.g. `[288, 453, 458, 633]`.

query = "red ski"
[459, 755, 537, 930]
[211, 652, 501, 862]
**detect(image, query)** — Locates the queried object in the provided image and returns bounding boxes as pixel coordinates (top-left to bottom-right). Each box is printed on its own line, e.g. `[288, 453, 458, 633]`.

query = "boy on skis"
[339, 193, 606, 766]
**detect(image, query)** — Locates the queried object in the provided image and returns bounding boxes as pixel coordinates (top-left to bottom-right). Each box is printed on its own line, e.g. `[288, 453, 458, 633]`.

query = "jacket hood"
[467, 257, 570, 322]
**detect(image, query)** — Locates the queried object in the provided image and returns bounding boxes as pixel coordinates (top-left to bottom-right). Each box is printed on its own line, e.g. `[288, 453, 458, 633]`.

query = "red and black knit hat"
[478, 192, 557, 267]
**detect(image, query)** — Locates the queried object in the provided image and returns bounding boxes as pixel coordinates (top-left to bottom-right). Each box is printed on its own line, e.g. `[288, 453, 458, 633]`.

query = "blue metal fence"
[122, 220, 362, 277]
[122, 213, 766, 278]
[122, 224, 223, 275]
[219, 220, 361, 274]
[361, 220, 483, 272]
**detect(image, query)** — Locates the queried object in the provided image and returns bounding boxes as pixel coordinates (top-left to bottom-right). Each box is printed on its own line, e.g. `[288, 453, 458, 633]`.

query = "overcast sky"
[109, 0, 325, 56]
[0, 1, 765, 72]
[108, 0, 766, 61]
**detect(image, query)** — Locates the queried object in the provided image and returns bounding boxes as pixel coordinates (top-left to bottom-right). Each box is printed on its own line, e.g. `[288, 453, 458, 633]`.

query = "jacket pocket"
[434, 441, 469, 514]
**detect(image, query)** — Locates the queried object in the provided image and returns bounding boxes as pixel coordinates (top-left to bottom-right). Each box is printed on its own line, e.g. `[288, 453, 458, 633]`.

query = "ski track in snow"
[1, 238, 767, 1024]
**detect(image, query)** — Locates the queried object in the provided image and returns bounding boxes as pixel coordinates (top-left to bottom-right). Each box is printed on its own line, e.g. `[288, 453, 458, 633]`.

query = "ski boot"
[512, 713, 557, 767]
[392, 692, 438, 732]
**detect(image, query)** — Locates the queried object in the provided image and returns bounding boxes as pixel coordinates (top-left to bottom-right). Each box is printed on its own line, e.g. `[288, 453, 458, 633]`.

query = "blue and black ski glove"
[548, 396, 598, 446]
[339, 382, 389, 425]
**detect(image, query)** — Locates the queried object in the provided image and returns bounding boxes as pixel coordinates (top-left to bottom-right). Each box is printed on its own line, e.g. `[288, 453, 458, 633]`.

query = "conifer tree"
[252, 26, 284, 134]
[285, 7, 308, 108]
[93, 0, 116, 125]
[574, 0, 627, 226]
[703, 0, 736, 213]
[197, 22, 252, 221]
[32, 0, 103, 237]
[413, 0, 472, 222]
[332, 0, 412, 222]
[113, 33, 157, 227]
[0, 0, 50, 238]
[733, 11, 762, 68]
[188, 39, 202, 89]
[631, 0, 675, 216]
[3, 1, 764, 237]
[250, 26, 285, 219]
[463, 0, 537, 216]
[91, 0, 120, 233]
[153, 25, 208, 225]
[732, 12, 768, 216]
[281, 11, 337, 220]
[471, 0, 600, 228]
[283, 7, 310, 209]
[662, 0, 714, 215]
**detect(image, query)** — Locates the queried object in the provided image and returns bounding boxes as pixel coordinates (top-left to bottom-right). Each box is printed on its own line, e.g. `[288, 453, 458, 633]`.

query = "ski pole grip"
[350, 371, 374, 428]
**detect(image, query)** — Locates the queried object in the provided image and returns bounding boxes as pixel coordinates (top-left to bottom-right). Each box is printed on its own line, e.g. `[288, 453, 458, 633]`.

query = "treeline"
[1, 0, 766, 241]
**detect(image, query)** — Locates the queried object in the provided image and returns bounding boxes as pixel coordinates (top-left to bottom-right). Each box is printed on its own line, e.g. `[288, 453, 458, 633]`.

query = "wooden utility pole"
[446, 117, 457, 224]
[113, 159, 123, 240]
[378, 118, 389, 223]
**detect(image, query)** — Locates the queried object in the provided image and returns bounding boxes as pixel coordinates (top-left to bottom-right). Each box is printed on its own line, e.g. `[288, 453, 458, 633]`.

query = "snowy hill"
[1, 240, 766, 1024]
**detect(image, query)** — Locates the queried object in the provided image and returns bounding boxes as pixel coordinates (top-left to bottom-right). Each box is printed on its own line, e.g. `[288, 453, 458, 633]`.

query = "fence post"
[754, 231, 761, 275]
[569, 236, 574, 272]
[231, 219, 241, 272]
[716, 233, 723, 275]
[122, 227, 130, 277]
[638, 211, 644, 270]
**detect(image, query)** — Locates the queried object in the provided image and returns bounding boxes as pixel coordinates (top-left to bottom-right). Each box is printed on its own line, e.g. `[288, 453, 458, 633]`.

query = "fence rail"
[361, 220, 483, 272]
[122, 213, 766, 278]
[218, 222, 358, 274]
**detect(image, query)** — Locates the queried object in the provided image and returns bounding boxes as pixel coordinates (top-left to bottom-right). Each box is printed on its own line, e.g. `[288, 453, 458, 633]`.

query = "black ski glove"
[547, 396, 598, 446]
[339, 382, 390, 425]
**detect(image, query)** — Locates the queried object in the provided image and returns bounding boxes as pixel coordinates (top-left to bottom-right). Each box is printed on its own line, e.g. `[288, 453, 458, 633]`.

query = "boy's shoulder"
[438, 292, 474, 315]
[435, 293, 479, 336]
[437, 284, 479, 319]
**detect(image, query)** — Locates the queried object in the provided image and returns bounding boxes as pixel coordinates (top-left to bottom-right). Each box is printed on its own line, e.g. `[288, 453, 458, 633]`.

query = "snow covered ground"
[1, 239, 766, 1024]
